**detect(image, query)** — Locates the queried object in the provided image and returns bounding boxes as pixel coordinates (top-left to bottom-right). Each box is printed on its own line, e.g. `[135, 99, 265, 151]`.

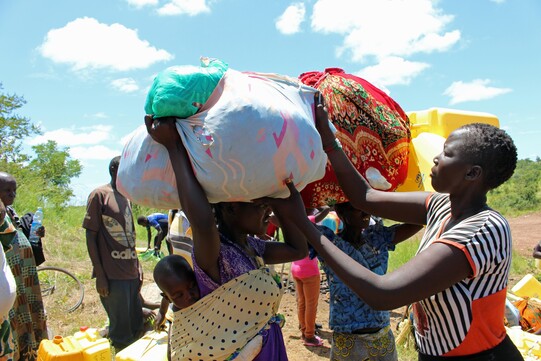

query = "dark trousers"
[418, 335, 524, 361]
[100, 278, 144, 350]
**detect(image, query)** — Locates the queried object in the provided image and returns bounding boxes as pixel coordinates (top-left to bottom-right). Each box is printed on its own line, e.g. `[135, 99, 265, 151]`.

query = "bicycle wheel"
[38, 266, 85, 313]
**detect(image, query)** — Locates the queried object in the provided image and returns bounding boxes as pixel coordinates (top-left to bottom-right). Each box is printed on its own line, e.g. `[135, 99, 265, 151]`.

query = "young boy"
[318, 202, 422, 360]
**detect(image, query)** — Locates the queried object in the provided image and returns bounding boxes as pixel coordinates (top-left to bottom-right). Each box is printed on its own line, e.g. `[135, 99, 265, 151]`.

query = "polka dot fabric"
[170, 267, 283, 361]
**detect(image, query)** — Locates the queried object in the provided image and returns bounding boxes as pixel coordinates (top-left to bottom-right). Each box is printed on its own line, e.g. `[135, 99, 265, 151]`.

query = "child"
[290, 207, 329, 347]
[262, 96, 524, 360]
[154, 254, 274, 361]
[145, 115, 307, 361]
[318, 202, 422, 360]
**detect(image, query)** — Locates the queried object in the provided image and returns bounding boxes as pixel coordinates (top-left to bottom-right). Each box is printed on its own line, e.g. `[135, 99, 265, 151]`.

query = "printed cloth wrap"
[170, 267, 283, 361]
[0, 217, 16, 252]
[118, 66, 327, 209]
[299, 68, 411, 207]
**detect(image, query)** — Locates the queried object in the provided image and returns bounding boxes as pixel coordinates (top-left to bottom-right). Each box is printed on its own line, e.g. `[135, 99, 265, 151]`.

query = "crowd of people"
[0, 91, 525, 361]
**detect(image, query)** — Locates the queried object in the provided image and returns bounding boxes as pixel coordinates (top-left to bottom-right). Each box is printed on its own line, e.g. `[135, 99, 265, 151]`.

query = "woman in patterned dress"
[0, 172, 47, 361]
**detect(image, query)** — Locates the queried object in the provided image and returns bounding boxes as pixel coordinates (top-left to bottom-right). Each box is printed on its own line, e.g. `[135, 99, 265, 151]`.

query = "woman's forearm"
[166, 143, 215, 230]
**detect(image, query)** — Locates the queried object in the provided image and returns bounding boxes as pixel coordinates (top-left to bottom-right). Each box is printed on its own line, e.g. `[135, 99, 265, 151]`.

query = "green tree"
[0, 83, 41, 164]
[0, 84, 82, 211]
[488, 158, 541, 216]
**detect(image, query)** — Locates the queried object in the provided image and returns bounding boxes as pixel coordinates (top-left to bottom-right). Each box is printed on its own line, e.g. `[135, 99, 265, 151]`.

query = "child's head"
[334, 202, 371, 229]
[212, 202, 272, 238]
[448, 123, 517, 190]
[137, 215, 149, 227]
[154, 255, 200, 310]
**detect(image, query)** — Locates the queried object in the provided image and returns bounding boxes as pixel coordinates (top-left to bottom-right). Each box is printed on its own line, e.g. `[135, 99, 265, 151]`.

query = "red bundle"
[299, 68, 411, 207]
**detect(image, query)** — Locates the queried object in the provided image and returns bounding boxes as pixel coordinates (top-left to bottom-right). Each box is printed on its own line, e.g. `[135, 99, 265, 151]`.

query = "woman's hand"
[144, 115, 181, 150]
[254, 180, 308, 224]
[36, 226, 45, 238]
[313, 92, 335, 147]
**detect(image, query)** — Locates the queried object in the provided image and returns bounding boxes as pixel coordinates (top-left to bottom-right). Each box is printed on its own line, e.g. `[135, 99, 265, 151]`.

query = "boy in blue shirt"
[317, 202, 422, 361]
[137, 213, 169, 256]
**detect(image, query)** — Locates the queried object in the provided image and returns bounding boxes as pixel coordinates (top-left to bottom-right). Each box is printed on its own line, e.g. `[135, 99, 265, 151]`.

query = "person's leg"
[302, 275, 321, 341]
[165, 238, 173, 255]
[128, 279, 145, 340]
[100, 279, 144, 351]
[293, 277, 306, 339]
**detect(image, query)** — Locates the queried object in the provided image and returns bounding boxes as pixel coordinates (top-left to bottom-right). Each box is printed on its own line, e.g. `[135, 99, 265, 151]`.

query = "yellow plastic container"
[512, 274, 541, 299]
[397, 107, 500, 192]
[38, 336, 84, 361]
[396, 133, 445, 192]
[38, 328, 111, 361]
[408, 107, 499, 139]
[72, 327, 111, 361]
[114, 331, 168, 361]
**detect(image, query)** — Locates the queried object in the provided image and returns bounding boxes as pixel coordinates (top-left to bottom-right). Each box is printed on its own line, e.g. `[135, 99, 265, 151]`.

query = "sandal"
[303, 335, 323, 347]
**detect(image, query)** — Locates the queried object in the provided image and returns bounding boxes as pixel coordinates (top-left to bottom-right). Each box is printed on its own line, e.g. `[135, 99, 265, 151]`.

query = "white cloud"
[311, 0, 460, 61]
[28, 125, 113, 147]
[126, 0, 159, 8]
[276, 3, 306, 35]
[157, 0, 210, 16]
[38, 17, 173, 72]
[111, 78, 140, 93]
[84, 112, 108, 119]
[443, 79, 512, 105]
[356, 56, 430, 88]
[69, 145, 121, 160]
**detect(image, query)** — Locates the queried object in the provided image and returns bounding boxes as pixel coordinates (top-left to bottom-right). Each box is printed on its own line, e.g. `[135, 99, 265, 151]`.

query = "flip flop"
[303, 335, 323, 347]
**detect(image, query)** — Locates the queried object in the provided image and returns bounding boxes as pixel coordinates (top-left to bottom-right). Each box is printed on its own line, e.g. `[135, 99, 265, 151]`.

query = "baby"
[153, 255, 263, 361]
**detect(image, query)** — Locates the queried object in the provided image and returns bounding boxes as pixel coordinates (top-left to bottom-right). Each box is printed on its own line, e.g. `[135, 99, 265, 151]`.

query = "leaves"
[0, 83, 82, 209]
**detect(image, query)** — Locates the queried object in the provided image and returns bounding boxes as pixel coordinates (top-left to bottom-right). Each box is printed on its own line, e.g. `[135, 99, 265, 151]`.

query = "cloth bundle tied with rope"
[170, 266, 284, 361]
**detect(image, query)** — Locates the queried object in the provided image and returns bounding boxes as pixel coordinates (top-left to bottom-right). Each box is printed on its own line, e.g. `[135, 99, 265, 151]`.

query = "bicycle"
[37, 265, 85, 313]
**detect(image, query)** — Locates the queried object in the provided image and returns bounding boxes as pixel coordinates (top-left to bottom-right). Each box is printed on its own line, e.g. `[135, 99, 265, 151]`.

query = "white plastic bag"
[118, 69, 327, 209]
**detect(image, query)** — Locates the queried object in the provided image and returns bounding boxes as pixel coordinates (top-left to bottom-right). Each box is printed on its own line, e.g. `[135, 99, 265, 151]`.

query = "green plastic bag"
[144, 57, 228, 118]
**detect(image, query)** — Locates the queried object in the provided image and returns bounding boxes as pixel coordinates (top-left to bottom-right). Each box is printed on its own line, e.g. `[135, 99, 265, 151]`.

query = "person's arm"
[153, 225, 165, 252]
[85, 229, 109, 297]
[391, 223, 424, 245]
[314, 94, 429, 225]
[145, 116, 221, 282]
[266, 181, 472, 310]
[146, 226, 152, 250]
[313, 206, 330, 224]
[155, 296, 171, 331]
[262, 187, 308, 264]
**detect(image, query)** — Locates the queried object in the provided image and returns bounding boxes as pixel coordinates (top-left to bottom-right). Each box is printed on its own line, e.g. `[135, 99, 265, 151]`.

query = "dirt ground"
[276, 210, 541, 360]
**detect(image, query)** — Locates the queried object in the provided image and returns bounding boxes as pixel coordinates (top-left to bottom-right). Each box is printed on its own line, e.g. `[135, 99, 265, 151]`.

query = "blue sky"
[1, 0, 540, 205]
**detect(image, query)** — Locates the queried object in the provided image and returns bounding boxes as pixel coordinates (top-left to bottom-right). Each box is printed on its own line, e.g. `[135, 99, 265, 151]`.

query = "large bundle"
[299, 68, 411, 207]
[117, 60, 327, 209]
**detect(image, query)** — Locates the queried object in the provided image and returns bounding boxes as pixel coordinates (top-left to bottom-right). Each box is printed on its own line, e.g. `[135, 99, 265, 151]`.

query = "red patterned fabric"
[299, 68, 411, 207]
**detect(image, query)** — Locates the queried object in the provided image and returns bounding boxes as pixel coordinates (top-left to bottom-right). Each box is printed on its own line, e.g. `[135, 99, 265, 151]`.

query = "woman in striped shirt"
[265, 96, 524, 360]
